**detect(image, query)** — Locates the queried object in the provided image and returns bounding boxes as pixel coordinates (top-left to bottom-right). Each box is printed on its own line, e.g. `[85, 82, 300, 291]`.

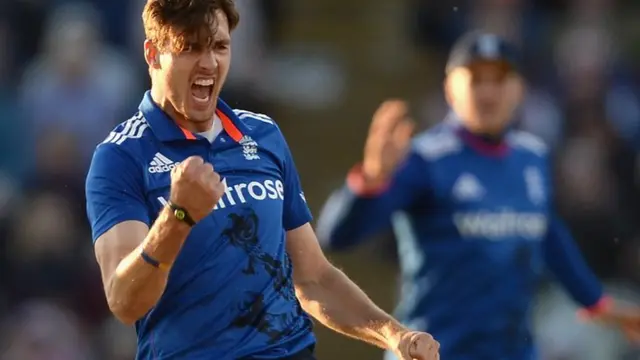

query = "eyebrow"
[214, 34, 230, 43]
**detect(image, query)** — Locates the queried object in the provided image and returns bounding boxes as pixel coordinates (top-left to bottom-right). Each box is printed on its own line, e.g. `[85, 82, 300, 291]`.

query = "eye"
[181, 42, 202, 53]
[215, 40, 230, 51]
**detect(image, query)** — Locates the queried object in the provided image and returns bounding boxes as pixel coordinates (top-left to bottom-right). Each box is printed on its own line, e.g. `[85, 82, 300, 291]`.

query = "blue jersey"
[86, 91, 315, 359]
[317, 120, 604, 360]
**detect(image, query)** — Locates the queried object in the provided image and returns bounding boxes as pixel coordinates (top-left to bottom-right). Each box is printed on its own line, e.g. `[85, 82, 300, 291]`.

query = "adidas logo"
[148, 153, 178, 173]
[452, 173, 485, 201]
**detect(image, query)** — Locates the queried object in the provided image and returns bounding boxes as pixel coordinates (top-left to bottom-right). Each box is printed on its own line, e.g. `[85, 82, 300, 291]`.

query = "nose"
[475, 79, 501, 101]
[198, 49, 218, 71]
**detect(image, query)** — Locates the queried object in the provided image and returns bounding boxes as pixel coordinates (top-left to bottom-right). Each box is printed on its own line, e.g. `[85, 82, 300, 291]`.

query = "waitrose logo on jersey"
[453, 210, 548, 240]
[157, 178, 285, 211]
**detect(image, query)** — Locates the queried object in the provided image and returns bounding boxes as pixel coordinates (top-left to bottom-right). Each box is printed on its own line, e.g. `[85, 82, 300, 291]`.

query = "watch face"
[175, 210, 185, 220]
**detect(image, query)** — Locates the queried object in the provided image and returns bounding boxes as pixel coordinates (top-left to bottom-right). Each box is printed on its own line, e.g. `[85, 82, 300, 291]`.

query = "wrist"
[347, 163, 390, 197]
[139, 249, 171, 271]
[166, 200, 197, 227]
[380, 320, 409, 350]
[163, 205, 194, 231]
[578, 295, 613, 320]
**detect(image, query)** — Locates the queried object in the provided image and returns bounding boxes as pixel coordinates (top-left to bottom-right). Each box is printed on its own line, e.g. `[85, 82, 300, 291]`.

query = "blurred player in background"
[84, 0, 439, 359]
[317, 31, 640, 360]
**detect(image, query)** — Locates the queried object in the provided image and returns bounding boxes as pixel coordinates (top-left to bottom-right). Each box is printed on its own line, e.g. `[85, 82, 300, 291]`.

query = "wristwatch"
[167, 200, 196, 227]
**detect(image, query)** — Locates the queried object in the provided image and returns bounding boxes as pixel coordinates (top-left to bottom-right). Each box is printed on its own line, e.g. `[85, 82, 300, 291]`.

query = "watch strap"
[167, 200, 196, 227]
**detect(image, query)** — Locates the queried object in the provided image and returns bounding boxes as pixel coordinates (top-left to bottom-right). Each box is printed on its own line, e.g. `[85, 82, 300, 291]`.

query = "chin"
[473, 117, 505, 133]
[186, 110, 215, 123]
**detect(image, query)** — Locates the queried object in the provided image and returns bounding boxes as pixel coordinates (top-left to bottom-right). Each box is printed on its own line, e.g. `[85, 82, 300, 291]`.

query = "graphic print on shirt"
[451, 172, 485, 202]
[523, 166, 545, 205]
[155, 177, 285, 214]
[240, 135, 260, 161]
[148, 152, 178, 173]
[450, 169, 548, 240]
[221, 206, 300, 344]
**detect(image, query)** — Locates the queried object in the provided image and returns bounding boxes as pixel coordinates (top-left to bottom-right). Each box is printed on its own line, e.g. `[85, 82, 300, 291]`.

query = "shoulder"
[232, 108, 289, 150]
[99, 111, 152, 148]
[233, 108, 278, 130]
[507, 130, 548, 158]
[91, 112, 151, 170]
[411, 124, 464, 161]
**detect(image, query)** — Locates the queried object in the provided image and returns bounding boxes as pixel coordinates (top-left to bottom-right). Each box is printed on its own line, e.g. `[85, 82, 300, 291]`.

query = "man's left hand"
[587, 301, 640, 342]
[390, 330, 440, 360]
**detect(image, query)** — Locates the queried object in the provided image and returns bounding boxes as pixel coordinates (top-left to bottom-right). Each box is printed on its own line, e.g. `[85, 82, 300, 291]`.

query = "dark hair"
[142, 0, 239, 52]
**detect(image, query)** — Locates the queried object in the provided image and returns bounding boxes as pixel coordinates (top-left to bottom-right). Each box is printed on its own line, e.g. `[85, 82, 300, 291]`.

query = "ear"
[443, 75, 453, 106]
[144, 39, 161, 69]
[443, 68, 468, 107]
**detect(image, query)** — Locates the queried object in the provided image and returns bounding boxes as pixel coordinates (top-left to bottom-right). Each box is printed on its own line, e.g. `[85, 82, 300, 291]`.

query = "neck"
[462, 123, 506, 143]
[457, 126, 509, 156]
[150, 86, 213, 133]
[471, 129, 504, 144]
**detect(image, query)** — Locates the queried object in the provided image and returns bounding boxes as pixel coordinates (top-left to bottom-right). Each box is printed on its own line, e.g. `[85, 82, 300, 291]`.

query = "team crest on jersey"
[524, 166, 545, 205]
[240, 135, 260, 161]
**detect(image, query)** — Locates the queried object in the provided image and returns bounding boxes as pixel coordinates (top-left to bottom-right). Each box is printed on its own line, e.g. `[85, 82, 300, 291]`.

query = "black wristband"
[166, 200, 196, 227]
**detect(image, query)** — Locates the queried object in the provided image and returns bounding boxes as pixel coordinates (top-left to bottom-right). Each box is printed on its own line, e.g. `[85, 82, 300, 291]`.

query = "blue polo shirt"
[86, 91, 315, 359]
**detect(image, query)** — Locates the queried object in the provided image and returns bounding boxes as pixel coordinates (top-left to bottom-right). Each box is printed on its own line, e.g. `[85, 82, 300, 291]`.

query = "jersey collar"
[445, 112, 509, 157]
[139, 90, 246, 142]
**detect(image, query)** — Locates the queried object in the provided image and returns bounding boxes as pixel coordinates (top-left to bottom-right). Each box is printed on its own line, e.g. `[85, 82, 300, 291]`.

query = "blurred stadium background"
[1, 0, 640, 359]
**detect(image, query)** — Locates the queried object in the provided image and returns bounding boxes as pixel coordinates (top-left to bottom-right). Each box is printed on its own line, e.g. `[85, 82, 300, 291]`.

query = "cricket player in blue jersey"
[84, 1, 440, 359]
[316, 31, 640, 360]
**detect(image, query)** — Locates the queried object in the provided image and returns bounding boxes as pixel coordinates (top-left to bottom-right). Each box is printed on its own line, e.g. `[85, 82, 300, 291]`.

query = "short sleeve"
[280, 135, 313, 231]
[85, 144, 150, 242]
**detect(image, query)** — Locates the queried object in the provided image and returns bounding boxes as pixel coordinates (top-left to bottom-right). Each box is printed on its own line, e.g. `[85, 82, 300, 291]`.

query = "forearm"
[107, 208, 191, 323]
[318, 162, 425, 250]
[544, 216, 604, 307]
[295, 266, 405, 349]
[316, 172, 400, 251]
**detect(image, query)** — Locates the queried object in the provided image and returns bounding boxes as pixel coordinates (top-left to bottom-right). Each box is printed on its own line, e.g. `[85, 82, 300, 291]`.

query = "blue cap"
[446, 32, 522, 74]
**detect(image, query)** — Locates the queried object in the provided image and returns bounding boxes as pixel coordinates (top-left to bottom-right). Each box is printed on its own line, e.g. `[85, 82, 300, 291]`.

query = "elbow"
[104, 278, 155, 326]
[114, 313, 137, 327]
[295, 263, 338, 299]
[294, 265, 341, 317]
[107, 296, 145, 326]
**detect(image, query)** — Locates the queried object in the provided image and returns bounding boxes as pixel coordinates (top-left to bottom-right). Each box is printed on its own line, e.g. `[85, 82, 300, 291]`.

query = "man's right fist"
[169, 156, 225, 223]
[362, 100, 415, 186]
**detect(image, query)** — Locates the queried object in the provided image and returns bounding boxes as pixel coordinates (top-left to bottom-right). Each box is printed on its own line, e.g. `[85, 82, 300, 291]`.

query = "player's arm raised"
[94, 217, 186, 325]
[87, 146, 224, 325]
[316, 100, 423, 249]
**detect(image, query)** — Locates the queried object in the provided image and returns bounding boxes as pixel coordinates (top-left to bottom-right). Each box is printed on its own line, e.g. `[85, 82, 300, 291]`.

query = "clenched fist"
[169, 156, 225, 223]
[391, 331, 440, 360]
[362, 100, 415, 186]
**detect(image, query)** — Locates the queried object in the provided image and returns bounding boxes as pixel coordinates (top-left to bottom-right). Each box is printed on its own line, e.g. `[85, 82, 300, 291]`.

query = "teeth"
[194, 95, 210, 102]
[194, 79, 214, 86]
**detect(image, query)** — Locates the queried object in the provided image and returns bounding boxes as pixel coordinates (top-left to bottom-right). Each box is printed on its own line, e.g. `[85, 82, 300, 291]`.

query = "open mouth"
[191, 78, 215, 103]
